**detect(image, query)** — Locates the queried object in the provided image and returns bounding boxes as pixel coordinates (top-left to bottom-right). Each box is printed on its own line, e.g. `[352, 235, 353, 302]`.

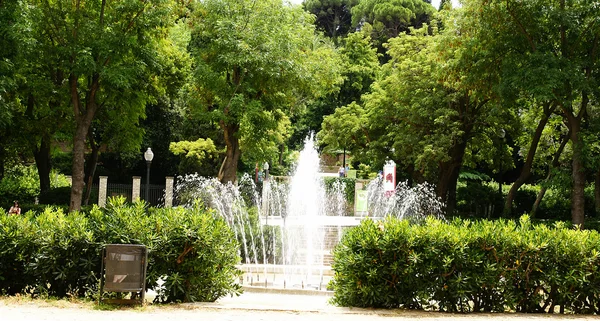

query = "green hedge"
[331, 216, 600, 313]
[0, 198, 242, 302]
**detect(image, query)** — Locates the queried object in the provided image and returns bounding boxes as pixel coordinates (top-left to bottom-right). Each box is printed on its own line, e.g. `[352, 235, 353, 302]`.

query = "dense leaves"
[0, 201, 241, 303]
[186, 0, 342, 182]
[332, 216, 600, 313]
[303, 0, 357, 41]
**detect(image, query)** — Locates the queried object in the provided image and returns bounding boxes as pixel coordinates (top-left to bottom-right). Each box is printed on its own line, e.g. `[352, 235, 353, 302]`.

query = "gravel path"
[1, 292, 599, 321]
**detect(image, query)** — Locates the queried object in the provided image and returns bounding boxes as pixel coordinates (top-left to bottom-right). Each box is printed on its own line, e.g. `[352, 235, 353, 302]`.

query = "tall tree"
[0, 0, 20, 179]
[12, 27, 72, 194]
[22, 0, 178, 211]
[351, 0, 434, 53]
[188, 0, 342, 183]
[303, 0, 358, 41]
[320, 14, 508, 213]
[438, 0, 450, 11]
[297, 31, 379, 150]
[82, 21, 192, 204]
[462, 0, 600, 226]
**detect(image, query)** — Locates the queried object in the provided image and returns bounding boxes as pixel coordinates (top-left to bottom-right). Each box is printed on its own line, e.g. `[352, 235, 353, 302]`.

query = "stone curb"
[241, 285, 334, 296]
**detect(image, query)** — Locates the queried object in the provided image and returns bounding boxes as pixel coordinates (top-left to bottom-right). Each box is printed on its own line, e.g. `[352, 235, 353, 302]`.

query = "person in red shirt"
[8, 200, 21, 215]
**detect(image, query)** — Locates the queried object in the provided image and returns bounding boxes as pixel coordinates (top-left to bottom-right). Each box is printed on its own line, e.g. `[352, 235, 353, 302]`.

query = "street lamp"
[144, 148, 154, 202]
[263, 162, 269, 181]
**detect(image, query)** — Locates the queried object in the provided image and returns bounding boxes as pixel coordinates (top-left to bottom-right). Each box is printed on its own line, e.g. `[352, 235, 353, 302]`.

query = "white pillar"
[98, 176, 108, 207]
[132, 176, 141, 202]
[165, 177, 174, 208]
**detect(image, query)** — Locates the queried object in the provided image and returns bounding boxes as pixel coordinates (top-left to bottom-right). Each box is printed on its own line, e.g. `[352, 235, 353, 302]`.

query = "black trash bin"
[99, 244, 148, 305]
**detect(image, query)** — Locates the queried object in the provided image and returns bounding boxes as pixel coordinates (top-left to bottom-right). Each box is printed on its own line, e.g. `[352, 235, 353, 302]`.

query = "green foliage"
[29, 208, 97, 297]
[0, 164, 40, 207]
[303, 0, 358, 41]
[0, 201, 242, 302]
[18, 204, 76, 215]
[351, 0, 434, 51]
[0, 164, 73, 208]
[456, 181, 502, 218]
[169, 138, 219, 174]
[0, 0, 19, 131]
[186, 0, 342, 180]
[38, 186, 71, 205]
[0, 212, 35, 295]
[332, 216, 600, 313]
[323, 177, 356, 205]
[93, 199, 242, 303]
[312, 32, 379, 154]
[238, 206, 281, 265]
[454, 181, 597, 221]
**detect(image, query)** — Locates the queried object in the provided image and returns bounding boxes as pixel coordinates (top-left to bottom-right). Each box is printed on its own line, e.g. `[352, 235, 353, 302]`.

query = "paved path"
[1, 291, 599, 321]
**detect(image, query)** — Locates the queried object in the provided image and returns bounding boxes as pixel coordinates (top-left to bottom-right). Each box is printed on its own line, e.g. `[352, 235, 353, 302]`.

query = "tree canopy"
[2, 0, 600, 226]
[186, 0, 342, 183]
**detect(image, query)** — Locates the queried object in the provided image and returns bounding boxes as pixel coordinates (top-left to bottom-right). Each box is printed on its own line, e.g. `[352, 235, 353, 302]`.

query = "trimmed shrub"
[91, 198, 242, 303]
[0, 198, 242, 302]
[28, 208, 98, 297]
[0, 213, 36, 295]
[331, 216, 600, 313]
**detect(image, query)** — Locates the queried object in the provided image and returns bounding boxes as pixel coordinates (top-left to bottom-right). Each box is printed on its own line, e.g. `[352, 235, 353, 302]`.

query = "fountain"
[174, 135, 444, 291]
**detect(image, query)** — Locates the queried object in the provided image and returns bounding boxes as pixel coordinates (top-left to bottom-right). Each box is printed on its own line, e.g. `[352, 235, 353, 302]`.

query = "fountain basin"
[238, 264, 334, 291]
[261, 215, 382, 227]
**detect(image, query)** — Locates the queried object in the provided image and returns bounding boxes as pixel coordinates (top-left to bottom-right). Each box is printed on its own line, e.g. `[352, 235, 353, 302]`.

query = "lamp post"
[144, 148, 154, 202]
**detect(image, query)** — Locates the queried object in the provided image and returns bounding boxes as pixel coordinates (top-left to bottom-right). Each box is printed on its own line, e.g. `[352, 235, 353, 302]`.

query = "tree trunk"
[570, 123, 585, 228]
[564, 109, 585, 228]
[278, 144, 285, 165]
[70, 124, 89, 211]
[445, 164, 461, 214]
[26, 94, 52, 193]
[0, 145, 5, 181]
[531, 131, 569, 218]
[332, 9, 339, 38]
[531, 185, 547, 219]
[219, 123, 241, 183]
[504, 106, 552, 216]
[69, 74, 100, 212]
[595, 169, 600, 218]
[33, 135, 52, 193]
[437, 139, 468, 212]
[83, 130, 100, 206]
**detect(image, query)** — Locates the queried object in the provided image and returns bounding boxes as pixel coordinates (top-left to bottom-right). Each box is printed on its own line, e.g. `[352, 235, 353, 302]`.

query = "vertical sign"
[383, 160, 396, 197]
[355, 189, 368, 216]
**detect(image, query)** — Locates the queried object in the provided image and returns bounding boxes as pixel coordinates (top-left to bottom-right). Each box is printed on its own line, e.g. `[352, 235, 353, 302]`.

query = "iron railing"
[85, 182, 167, 207]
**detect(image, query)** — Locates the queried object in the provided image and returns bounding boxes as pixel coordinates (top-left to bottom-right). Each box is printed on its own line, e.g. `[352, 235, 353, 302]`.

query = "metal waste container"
[99, 244, 148, 305]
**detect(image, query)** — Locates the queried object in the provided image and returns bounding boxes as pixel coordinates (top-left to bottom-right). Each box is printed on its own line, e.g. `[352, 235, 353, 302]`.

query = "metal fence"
[86, 183, 166, 207]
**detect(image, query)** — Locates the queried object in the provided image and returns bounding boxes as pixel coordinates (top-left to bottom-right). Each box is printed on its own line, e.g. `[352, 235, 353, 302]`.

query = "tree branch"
[505, 0, 536, 52]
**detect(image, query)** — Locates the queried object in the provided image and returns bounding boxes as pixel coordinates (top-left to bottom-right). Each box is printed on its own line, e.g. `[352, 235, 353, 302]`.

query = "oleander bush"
[0, 198, 242, 303]
[331, 216, 600, 313]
